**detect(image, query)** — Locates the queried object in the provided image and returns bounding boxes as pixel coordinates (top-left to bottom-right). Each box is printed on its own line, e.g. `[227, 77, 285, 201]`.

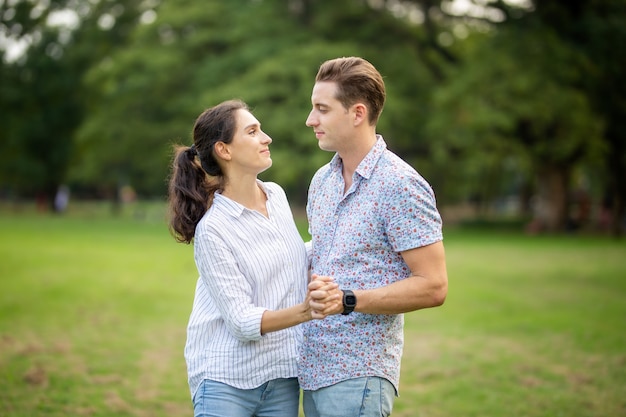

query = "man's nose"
[305, 111, 317, 127]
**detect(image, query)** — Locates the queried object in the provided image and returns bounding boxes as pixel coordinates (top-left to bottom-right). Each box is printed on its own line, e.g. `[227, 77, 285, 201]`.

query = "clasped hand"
[307, 274, 344, 319]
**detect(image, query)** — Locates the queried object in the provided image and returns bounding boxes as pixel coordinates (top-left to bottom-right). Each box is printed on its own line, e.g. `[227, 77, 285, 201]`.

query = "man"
[301, 56, 449, 417]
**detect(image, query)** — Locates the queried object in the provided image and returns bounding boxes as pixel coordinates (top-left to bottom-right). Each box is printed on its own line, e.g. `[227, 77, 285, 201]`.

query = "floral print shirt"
[299, 136, 443, 393]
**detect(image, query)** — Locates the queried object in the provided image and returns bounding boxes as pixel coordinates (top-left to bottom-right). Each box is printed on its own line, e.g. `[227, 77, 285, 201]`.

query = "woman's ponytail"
[167, 99, 247, 243]
[167, 145, 221, 243]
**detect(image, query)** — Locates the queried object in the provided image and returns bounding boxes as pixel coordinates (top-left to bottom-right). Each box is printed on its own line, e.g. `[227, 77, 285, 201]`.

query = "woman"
[168, 99, 337, 417]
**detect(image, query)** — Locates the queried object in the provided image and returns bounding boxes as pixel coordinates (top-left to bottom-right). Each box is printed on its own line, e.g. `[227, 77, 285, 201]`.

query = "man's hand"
[308, 274, 343, 318]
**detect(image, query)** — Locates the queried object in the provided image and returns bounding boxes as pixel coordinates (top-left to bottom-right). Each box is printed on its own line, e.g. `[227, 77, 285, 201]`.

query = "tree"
[70, 0, 446, 204]
[5, 0, 620, 235]
[408, 0, 624, 234]
[531, 0, 626, 236]
[1, 1, 78, 205]
[426, 27, 604, 231]
[0, 0, 144, 207]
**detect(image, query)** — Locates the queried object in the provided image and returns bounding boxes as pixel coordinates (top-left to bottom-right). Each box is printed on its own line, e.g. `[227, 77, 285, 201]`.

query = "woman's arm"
[261, 277, 338, 334]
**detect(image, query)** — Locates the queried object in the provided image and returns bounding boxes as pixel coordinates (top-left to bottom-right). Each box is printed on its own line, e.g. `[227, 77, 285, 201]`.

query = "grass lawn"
[0, 206, 625, 416]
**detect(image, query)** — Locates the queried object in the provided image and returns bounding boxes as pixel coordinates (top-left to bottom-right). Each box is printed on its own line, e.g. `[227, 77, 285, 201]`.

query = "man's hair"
[315, 57, 386, 125]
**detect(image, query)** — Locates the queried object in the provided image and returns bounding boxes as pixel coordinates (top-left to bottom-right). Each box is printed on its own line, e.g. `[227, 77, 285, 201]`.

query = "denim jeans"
[192, 378, 300, 417]
[303, 376, 395, 417]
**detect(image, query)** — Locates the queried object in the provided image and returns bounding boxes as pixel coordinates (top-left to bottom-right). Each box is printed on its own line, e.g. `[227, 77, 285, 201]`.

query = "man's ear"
[213, 141, 232, 161]
[352, 103, 368, 126]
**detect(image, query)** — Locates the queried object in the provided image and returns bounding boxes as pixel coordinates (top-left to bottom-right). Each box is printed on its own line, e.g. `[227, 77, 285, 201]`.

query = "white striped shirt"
[184, 181, 308, 398]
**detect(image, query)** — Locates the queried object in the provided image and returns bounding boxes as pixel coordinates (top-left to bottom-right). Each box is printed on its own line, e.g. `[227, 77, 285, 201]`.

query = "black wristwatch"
[342, 289, 357, 315]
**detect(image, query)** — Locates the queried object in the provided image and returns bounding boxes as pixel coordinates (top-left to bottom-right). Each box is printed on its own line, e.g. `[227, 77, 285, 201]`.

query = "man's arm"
[309, 241, 448, 315]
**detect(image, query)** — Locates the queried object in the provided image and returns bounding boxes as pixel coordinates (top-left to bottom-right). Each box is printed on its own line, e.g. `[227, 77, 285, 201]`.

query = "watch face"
[345, 295, 356, 306]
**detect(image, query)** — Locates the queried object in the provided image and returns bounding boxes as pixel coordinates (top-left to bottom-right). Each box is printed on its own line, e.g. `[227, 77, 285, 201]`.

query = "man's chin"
[318, 142, 334, 152]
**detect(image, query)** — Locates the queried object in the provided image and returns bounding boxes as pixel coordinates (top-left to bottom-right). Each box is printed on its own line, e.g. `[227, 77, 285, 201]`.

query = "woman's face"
[221, 109, 273, 176]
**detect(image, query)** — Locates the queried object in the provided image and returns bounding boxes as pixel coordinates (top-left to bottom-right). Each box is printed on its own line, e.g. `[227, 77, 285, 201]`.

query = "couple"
[168, 57, 448, 417]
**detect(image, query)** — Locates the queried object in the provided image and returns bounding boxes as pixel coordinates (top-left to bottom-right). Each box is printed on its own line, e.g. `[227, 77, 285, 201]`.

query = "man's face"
[305, 81, 353, 153]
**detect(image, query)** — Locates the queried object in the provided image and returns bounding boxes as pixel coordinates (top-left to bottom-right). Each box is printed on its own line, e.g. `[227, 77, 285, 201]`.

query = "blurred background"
[1, 0, 625, 236]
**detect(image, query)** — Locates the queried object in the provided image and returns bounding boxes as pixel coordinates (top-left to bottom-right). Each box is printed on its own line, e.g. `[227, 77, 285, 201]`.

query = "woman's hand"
[308, 274, 343, 318]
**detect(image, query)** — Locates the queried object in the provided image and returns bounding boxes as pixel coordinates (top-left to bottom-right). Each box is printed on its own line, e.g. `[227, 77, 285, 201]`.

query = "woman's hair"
[168, 99, 248, 243]
[315, 56, 386, 125]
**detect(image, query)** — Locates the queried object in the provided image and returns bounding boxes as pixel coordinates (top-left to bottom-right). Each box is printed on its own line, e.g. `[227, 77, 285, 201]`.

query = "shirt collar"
[213, 180, 273, 218]
[330, 135, 387, 180]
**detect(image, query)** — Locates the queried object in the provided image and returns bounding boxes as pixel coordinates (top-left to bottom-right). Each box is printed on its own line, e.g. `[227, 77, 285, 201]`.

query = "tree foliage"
[426, 26, 604, 230]
[1, 0, 624, 234]
[70, 0, 443, 202]
[0, 0, 144, 206]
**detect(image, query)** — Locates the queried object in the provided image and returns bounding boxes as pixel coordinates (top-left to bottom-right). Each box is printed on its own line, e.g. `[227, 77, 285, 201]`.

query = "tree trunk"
[533, 165, 570, 232]
[610, 194, 624, 238]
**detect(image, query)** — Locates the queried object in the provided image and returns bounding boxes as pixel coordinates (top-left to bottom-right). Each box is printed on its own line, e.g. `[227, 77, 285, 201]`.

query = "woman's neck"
[222, 177, 268, 217]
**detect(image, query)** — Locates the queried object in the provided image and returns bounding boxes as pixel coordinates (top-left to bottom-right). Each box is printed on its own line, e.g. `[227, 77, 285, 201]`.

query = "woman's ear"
[213, 141, 232, 161]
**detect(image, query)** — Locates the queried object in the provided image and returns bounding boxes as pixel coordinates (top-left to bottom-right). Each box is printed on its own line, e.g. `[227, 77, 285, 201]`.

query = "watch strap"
[342, 289, 356, 315]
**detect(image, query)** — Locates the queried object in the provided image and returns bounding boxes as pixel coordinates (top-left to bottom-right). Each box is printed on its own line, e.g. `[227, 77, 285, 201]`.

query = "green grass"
[0, 208, 625, 417]
[0, 209, 195, 416]
[396, 231, 626, 417]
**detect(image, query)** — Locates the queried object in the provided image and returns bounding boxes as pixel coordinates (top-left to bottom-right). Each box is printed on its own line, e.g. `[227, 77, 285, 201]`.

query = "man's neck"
[338, 132, 378, 192]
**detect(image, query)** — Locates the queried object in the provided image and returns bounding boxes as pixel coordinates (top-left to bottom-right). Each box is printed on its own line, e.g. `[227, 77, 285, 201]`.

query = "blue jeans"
[192, 378, 300, 417]
[303, 377, 395, 417]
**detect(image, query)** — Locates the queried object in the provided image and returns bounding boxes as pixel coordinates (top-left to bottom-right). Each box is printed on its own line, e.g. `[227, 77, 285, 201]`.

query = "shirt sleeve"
[384, 173, 443, 252]
[193, 225, 266, 342]
[304, 240, 313, 271]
